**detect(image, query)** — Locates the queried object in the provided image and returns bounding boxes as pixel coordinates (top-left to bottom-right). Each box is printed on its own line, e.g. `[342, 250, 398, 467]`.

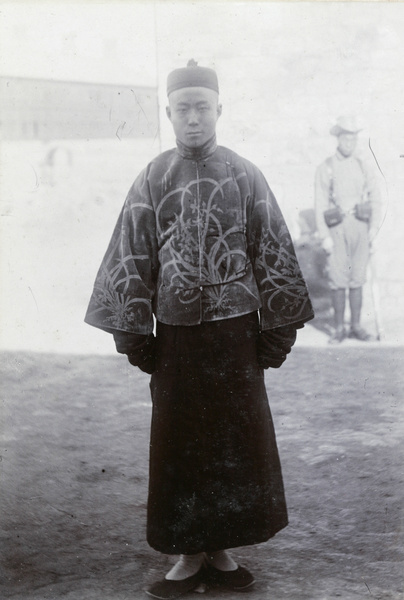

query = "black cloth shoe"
[204, 563, 255, 591]
[145, 566, 205, 599]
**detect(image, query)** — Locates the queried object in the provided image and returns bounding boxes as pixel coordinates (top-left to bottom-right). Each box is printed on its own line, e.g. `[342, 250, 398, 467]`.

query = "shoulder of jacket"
[129, 148, 175, 179]
[218, 145, 263, 176]
[149, 147, 176, 167]
[316, 156, 333, 177]
[216, 145, 239, 163]
[354, 155, 365, 172]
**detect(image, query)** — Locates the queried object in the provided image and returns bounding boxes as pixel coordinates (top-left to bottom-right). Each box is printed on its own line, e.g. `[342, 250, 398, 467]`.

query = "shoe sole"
[145, 585, 200, 600]
[145, 570, 203, 599]
[205, 567, 255, 591]
[231, 579, 256, 591]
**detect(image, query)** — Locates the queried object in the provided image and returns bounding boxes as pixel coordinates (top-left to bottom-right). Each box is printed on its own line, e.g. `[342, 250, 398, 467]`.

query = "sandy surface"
[1, 344, 403, 600]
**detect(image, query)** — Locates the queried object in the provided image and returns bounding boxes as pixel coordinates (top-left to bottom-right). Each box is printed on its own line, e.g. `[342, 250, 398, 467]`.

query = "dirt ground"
[0, 342, 403, 600]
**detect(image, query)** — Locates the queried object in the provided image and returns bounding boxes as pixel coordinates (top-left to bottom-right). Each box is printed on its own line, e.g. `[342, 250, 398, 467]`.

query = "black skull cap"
[167, 59, 219, 96]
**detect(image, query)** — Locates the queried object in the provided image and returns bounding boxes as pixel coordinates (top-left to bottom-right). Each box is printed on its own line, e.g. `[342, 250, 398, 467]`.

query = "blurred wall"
[0, 76, 158, 140]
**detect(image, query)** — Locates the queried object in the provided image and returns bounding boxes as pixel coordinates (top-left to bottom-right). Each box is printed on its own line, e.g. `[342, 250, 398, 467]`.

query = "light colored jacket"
[315, 150, 381, 240]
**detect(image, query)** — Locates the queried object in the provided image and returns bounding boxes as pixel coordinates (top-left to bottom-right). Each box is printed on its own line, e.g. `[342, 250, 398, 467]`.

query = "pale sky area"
[0, 3, 157, 85]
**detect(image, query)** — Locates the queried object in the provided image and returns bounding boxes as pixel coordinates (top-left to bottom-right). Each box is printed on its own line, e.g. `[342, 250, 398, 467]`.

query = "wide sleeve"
[84, 166, 159, 335]
[245, 163, 314, 331]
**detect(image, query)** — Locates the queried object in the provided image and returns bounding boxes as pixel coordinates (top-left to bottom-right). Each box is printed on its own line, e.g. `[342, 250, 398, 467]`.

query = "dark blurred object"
[43, 145, 73, 187]
[354, 200, 372, 223]
[295, 209, 333, 334]
[323, 205, 344, 227]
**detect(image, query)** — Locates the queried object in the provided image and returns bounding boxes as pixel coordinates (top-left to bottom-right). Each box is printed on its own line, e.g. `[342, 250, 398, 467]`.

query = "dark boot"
[329, 288, 346, 344]
[348, 287, 371, 340]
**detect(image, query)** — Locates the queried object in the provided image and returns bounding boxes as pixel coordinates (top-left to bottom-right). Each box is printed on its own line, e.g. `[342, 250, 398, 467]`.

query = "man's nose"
[187, 109, 199, 124]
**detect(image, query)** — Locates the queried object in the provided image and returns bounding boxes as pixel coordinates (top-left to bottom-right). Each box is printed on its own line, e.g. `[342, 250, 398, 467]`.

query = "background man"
[315, 115, 381, 343]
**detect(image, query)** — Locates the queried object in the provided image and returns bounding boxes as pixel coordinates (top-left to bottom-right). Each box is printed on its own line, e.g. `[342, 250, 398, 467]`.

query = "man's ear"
[166, 106, 172, 121]
[217, 103, 223, 119]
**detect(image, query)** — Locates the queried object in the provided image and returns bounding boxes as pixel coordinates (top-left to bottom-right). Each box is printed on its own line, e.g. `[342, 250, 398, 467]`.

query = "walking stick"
[366, 138, 387, 342]
[368, 249, 382, 341]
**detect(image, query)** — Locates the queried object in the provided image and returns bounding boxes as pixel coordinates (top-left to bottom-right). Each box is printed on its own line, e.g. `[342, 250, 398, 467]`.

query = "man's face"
[166, 87, 222, 148]
[337, 132, 358, 157]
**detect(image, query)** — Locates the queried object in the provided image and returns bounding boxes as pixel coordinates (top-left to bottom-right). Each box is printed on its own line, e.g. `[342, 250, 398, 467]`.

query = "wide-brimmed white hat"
[330, 115, 362, 136]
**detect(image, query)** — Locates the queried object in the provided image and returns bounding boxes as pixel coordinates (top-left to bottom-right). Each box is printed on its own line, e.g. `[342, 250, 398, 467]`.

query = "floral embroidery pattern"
[256, 225, 312, 320]
[87, 234, 153, 331]
[91, 271, 150, 330]
[157, 176, 249, 315]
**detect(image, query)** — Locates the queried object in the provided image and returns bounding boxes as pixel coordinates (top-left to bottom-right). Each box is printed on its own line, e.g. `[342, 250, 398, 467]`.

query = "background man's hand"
[321, 236, 334, 254]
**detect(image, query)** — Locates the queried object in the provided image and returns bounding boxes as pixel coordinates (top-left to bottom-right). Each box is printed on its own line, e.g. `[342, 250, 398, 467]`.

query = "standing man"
[315, 116, 381, 344]
[85, 60, 314, 599]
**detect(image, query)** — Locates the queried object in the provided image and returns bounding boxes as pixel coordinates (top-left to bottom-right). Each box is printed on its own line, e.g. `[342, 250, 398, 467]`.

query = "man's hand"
[321, 236, 334, 254]
[257, 324, 299, 369]
[113, 331, 156, 374]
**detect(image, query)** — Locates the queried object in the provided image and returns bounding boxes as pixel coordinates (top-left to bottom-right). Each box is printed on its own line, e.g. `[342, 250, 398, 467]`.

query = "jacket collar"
[336, 149, 354, 161]
[176, 135, 217, 160]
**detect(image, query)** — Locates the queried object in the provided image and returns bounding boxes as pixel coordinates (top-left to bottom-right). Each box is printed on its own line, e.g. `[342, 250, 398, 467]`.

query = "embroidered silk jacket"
[85, 137, 314, 335]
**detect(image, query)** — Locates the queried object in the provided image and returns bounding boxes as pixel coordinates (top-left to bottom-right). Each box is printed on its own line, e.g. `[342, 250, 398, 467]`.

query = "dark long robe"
[147, 312, 288, 555]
